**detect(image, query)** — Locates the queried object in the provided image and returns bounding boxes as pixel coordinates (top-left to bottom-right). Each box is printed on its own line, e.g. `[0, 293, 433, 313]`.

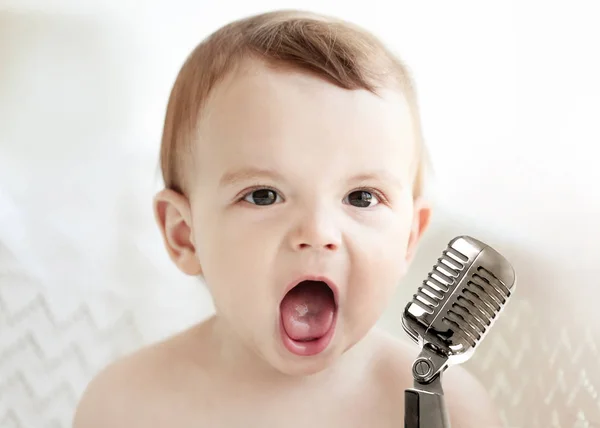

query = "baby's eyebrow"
[349, 171, 404, 188]
[219, 167, 284, 187]
[219, 168, 404, 188]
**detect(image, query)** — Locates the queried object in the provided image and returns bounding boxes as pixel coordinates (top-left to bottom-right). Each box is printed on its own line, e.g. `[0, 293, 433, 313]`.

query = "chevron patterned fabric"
[465, 299, 600, 428]
[0, 258, 144, 428]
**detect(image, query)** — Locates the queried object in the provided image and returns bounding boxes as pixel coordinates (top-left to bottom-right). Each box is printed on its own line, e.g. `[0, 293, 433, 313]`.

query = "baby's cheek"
[342, 250, 400, 344]
[216, 239, 280, 305]
[346, 243, 404, 311]
[366, 229, 409, 275]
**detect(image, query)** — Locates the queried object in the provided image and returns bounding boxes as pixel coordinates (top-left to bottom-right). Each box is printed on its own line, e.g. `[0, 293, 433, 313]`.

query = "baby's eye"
[242, 188, 283, 206]
[344, 190, 381, 208]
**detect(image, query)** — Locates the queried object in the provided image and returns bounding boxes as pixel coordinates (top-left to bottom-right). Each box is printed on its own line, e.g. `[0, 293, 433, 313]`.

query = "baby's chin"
[231, 322, 340, 378]
[266, 341, 346, 377]
[257, 323, 375, 378]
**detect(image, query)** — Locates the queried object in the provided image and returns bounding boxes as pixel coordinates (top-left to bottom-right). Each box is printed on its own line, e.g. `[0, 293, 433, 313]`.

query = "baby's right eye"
[242, 188, 283, 206]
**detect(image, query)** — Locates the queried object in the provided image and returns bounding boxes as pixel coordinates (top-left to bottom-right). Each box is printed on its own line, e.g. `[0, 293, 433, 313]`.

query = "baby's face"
[186, 61, 429, 375]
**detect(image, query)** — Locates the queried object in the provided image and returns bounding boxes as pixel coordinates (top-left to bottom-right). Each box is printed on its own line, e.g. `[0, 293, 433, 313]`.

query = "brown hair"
[159, 9, 429, 198]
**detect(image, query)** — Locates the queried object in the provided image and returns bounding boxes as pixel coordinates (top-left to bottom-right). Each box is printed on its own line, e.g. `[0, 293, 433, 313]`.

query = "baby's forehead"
[200, 61, 415, 146]
[192, 66, 418, 188]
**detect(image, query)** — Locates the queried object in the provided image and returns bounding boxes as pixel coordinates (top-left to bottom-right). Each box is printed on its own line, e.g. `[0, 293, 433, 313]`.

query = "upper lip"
[281, 274, 339, 308]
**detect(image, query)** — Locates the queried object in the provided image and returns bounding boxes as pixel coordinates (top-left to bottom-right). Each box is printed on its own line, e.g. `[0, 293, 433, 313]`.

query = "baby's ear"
[153, 189, 202, 275]
[405, 197, 432, 263]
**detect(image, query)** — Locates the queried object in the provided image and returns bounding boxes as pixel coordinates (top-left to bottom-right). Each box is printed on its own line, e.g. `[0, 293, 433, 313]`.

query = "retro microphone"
[402, 235, 516, 428]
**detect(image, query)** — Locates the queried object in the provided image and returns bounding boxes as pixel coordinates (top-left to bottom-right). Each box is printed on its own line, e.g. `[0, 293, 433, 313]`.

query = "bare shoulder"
[73, 322, 212, 428]
[367, 327, 421, 391]
[370, 328, 504, 428]
[442, 364, 504, 428]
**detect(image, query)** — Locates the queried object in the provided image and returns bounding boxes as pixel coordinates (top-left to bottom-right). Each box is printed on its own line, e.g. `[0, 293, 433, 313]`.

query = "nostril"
[297, 242, 337, 250]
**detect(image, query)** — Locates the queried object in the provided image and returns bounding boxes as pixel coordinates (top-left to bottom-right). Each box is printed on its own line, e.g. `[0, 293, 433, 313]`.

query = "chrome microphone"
[402, 235, 516, 428]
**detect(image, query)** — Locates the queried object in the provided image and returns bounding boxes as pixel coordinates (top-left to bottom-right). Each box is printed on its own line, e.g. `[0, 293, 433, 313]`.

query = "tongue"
[280, 281, 335, 341]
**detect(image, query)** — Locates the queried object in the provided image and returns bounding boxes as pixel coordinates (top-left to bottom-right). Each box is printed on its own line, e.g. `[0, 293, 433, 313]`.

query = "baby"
[74, 9, 503, 428]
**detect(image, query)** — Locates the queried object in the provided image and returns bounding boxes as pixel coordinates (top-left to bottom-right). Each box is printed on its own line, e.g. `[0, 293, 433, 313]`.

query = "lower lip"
[279, 311, 338, 357]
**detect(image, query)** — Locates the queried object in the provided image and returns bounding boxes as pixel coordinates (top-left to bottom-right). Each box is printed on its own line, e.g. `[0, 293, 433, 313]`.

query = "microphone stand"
[404, 344, 451, 428]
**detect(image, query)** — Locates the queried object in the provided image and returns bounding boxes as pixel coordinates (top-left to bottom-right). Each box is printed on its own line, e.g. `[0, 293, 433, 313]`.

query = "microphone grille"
[442, 265, 512, 349]
[411, 245, 470, 315]
[402, 235, 516, 363]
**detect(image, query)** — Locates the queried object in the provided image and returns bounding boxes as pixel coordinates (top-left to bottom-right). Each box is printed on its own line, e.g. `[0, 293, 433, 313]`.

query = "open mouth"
[279, 279, 338, 356]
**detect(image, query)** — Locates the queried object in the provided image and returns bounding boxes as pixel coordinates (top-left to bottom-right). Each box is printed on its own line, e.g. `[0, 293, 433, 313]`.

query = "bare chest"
[166, 378, 405, 428]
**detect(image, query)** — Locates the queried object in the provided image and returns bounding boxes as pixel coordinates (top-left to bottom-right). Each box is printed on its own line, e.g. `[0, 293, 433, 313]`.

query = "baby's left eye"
[344, 190, 381, 208]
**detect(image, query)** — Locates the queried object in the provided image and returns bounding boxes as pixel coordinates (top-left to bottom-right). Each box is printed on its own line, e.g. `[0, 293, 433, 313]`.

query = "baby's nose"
[289, 210, 341, 252]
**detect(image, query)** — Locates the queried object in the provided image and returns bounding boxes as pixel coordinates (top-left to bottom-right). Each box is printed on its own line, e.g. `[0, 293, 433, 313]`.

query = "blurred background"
[1, 0, 599, 427]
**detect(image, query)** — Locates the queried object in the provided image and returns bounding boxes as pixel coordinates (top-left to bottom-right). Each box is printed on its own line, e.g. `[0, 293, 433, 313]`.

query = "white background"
[1, 1, 599, 427]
